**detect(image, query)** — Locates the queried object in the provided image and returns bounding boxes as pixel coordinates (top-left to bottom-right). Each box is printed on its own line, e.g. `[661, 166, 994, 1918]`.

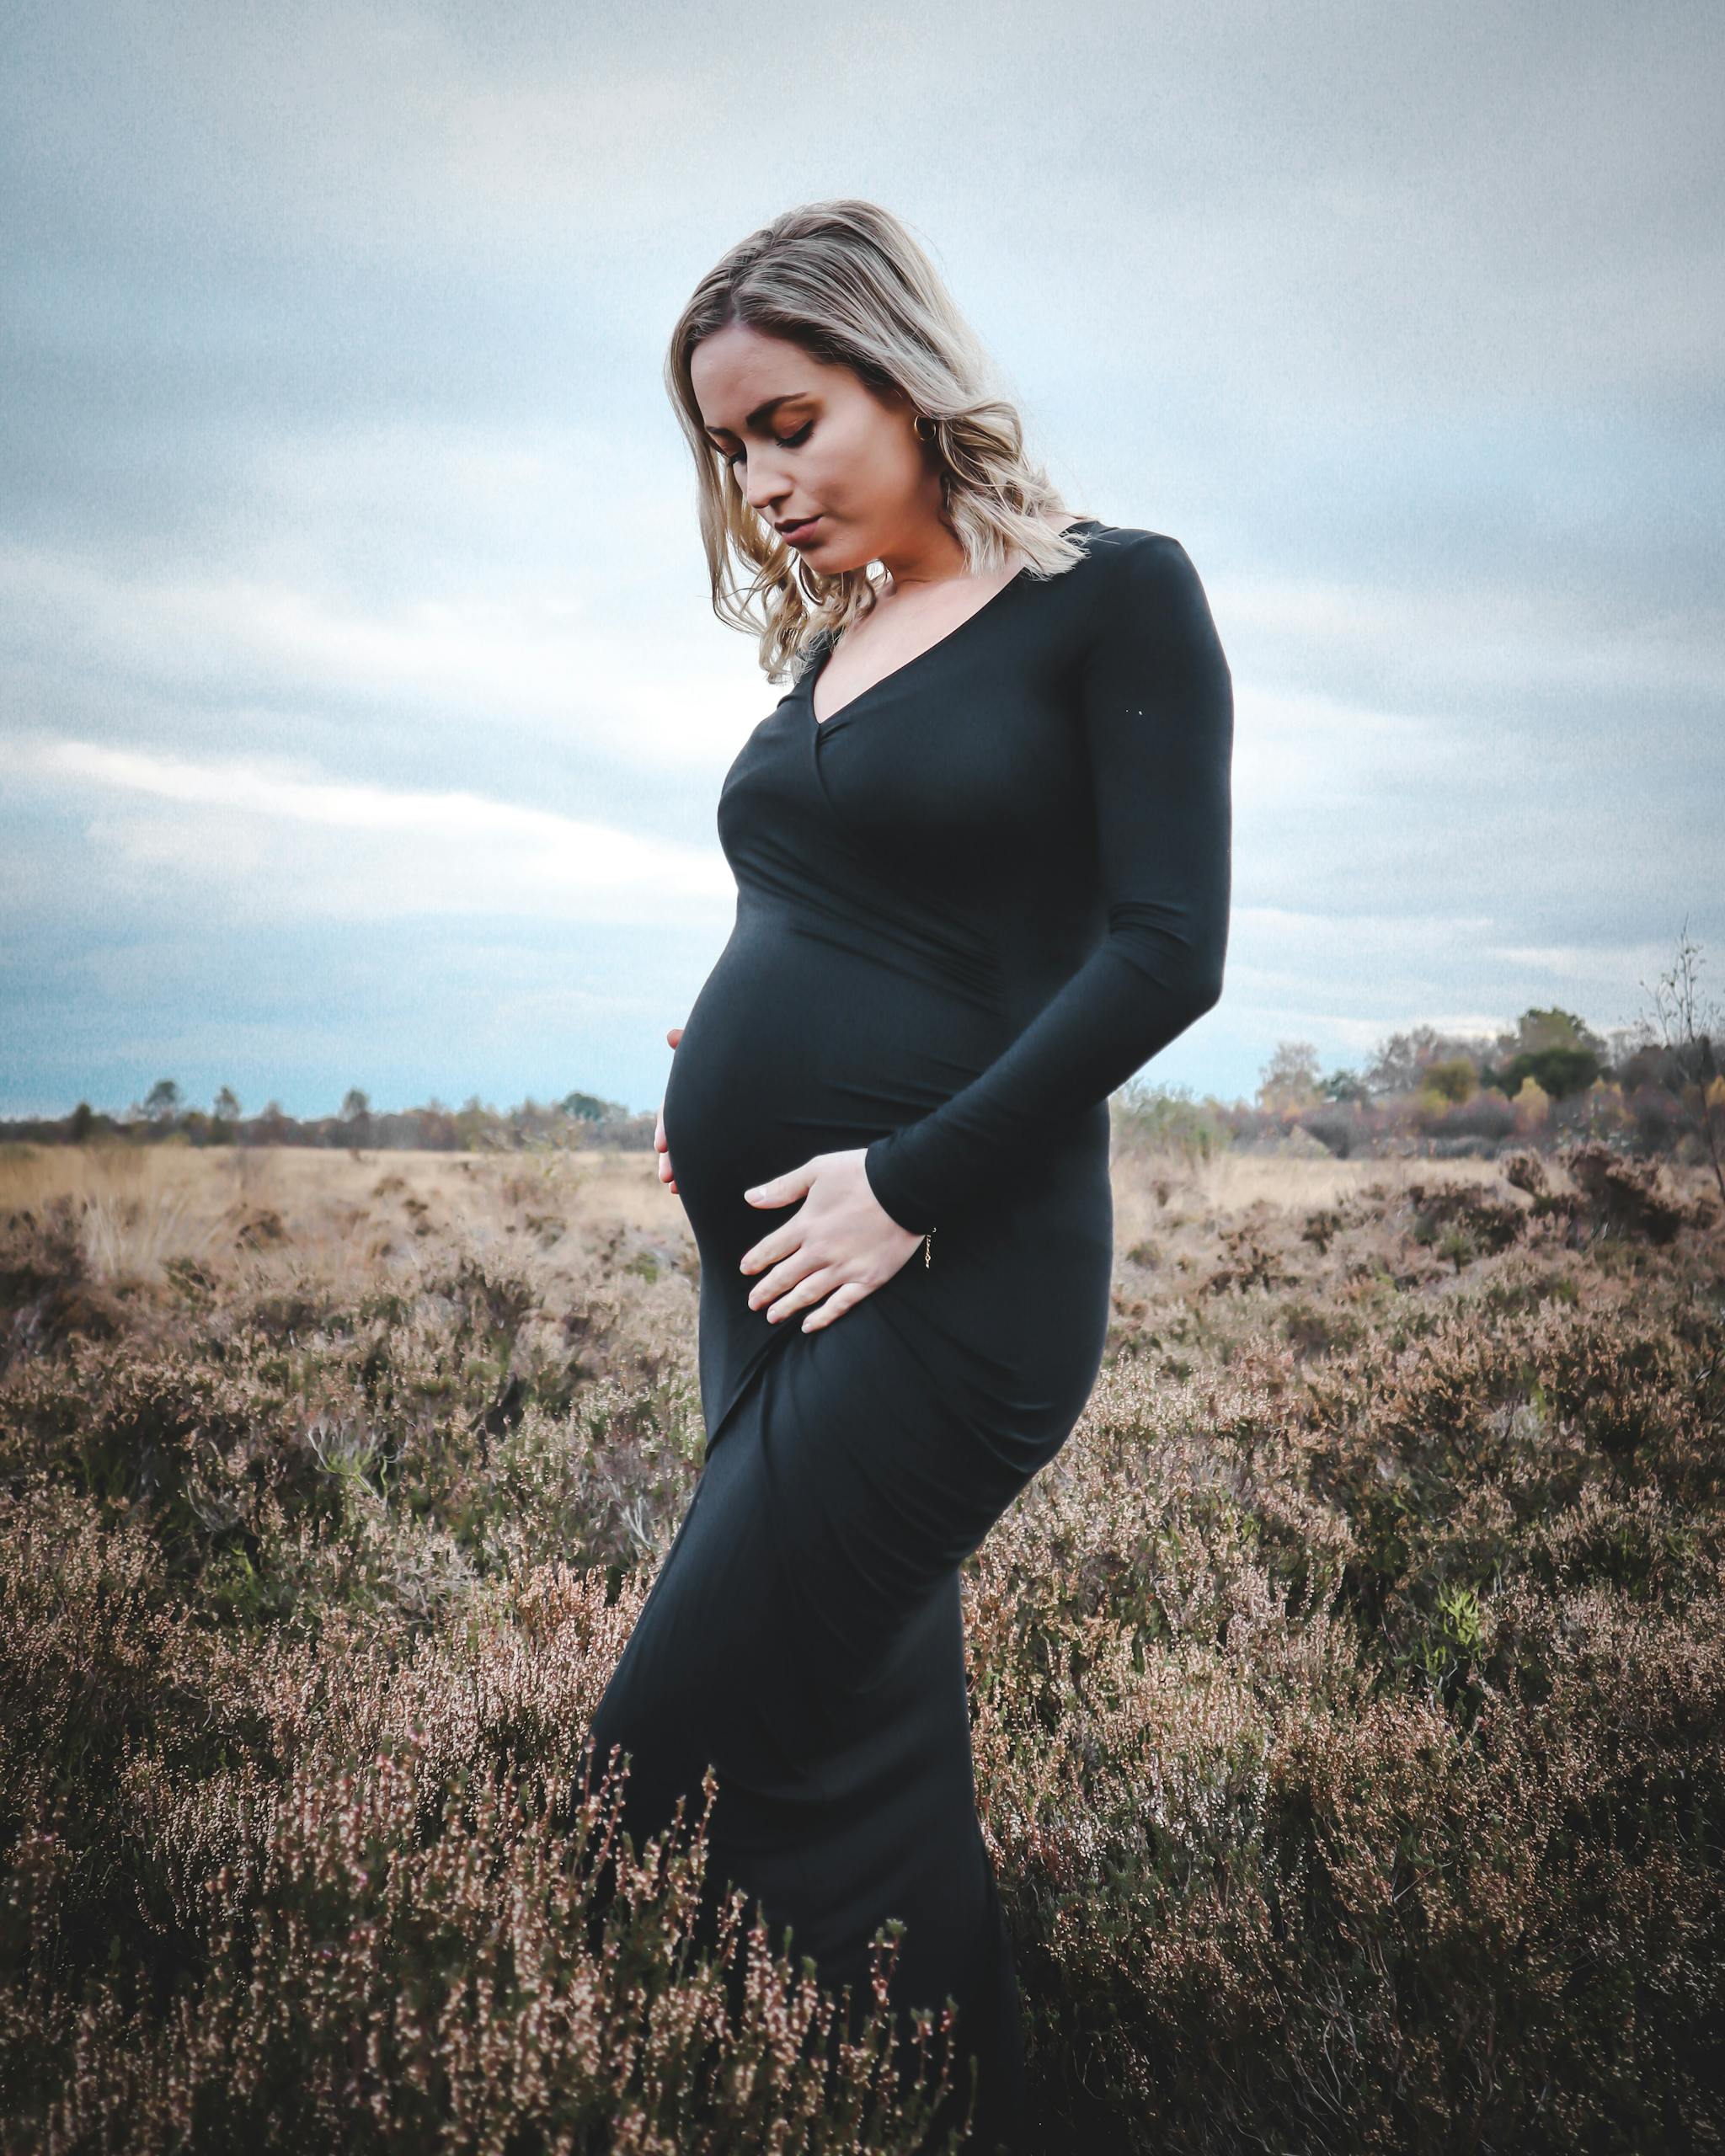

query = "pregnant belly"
[663, 903, 1117, 1460]
[662, 908, 1001, 1258]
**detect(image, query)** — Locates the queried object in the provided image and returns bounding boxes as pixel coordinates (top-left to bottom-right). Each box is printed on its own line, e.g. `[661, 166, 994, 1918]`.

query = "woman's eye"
[723, 421, 813, 470]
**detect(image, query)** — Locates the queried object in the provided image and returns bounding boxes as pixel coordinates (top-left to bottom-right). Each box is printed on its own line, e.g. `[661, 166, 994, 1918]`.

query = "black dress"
[584, 520, 1233, 2150]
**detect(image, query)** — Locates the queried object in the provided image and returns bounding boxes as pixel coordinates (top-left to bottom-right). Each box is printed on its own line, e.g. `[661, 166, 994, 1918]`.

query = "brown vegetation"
[1, 1138, 1721, 2153]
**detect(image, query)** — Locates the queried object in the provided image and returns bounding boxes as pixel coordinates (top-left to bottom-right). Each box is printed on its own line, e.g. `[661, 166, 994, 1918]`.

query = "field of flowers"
[2, 1134, 1722, 2153]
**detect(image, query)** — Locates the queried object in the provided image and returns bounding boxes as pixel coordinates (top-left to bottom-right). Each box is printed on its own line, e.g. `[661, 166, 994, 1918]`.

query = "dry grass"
[1, 1136, 1722, 2153]
[0, 1140, 689, 1285]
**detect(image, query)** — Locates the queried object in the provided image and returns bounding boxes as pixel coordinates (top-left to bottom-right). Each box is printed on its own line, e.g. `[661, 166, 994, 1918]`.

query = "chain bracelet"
[923, 1226, 935, 1268]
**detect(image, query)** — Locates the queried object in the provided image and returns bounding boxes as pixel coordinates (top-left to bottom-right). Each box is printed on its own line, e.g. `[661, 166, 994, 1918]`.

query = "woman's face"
[690, 323, 943, 575]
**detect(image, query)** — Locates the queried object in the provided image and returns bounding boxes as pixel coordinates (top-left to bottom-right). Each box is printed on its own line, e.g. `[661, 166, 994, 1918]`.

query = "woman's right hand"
[655, 1026, 684, 1193]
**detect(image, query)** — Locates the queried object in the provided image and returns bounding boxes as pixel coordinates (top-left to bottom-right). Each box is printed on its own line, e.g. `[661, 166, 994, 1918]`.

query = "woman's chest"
[721, 641, 1092, 886]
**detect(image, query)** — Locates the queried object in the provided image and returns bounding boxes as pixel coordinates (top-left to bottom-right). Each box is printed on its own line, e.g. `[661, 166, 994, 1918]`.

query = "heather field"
[2, 1132, 1722, 2154]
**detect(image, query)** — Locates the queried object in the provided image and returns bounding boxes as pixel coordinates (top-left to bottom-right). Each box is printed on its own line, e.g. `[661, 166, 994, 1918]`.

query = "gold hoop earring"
[914, 414, 937, 442]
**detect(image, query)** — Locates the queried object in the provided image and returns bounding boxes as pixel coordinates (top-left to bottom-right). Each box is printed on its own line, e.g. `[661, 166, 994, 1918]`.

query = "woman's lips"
[780, 516, 822, 546]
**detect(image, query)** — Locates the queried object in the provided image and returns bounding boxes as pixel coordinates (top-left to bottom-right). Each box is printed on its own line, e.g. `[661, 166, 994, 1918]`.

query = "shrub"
[3, 1154, 1723, 2153]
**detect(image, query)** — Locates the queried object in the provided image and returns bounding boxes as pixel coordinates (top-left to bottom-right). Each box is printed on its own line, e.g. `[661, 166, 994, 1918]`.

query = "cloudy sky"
[3, 0, 1720, 1122]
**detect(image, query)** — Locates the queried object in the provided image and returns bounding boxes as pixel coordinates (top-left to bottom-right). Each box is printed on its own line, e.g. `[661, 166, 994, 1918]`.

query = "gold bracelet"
[923, 1227, 935, 1267]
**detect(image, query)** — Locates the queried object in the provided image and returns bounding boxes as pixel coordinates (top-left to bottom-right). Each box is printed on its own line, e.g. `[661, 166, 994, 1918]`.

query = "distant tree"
[143, 1079, 181, 1123]
[1319, 1066, 1371, 1105]
[1636, 919, 1724, 1211]
[213, 1086, 242, 1123]
[1367, 1026, 1498, 1097]
[1258, 1041, 1322, 1116]
[1602, 1024, 1645, 1078]
[68, 1101, 94, 1144]
[1495, 1045, 1601, 1101]
[414, 1102, 460, 1150]
[1480, 1006, 1604, 1101]
[1492, 1006, 1610, 1065]
[456, 1094, 499, 1151]
[1423, 1058, 1478, 1105]
[1114, 1079, 1231, 1166]
[341, 1086, 374, 1156]
[558, 1089, 627, 1123]
[1363, 1026, 1450, 1097]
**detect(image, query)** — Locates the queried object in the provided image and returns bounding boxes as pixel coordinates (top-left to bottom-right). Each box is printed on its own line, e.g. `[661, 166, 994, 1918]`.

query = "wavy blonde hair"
[665, 198, 1092, 686]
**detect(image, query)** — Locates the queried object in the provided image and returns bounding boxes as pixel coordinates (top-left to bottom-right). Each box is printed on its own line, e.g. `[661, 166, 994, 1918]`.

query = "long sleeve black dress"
[583, 520, 1233, 2151]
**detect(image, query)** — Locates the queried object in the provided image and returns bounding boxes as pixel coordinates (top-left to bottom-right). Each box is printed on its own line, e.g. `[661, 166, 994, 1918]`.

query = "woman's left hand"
[740, 1148, 924, 1331]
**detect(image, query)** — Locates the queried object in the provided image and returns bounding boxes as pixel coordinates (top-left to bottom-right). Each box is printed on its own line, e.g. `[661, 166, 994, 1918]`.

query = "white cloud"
[0, 540, 784, 771]
[13, 734, 735, 924]
[1215, 571, 1725, 702]
[1487, 941, 1676, 984]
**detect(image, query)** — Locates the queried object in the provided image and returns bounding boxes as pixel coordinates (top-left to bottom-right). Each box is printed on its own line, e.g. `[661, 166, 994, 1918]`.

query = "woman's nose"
[744, 467, 786, 515]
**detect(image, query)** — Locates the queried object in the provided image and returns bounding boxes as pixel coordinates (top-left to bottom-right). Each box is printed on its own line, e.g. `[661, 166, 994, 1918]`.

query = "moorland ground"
[3, 1133, 1722, 2153]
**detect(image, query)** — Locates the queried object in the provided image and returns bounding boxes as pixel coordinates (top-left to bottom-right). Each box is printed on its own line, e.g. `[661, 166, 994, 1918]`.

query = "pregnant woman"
[583, 199, 1233, 2153]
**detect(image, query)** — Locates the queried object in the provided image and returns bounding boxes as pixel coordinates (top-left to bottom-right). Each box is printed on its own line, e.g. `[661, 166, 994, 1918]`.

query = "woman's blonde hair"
[665, 198, 1091, 685]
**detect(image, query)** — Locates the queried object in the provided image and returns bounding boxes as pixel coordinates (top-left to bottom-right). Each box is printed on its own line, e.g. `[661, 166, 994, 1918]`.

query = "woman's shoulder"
[1057, 523, 1227, 671]
[1065, 519, 1190, 565]
[1056, 520, 1210, 607]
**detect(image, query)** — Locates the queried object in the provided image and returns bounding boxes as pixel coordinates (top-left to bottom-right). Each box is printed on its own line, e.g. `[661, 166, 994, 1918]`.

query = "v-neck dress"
[583, 520, 1233, 2152]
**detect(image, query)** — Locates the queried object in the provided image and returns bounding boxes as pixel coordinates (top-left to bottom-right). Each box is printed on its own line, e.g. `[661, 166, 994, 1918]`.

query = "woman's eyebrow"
[702, 392, 814, 443]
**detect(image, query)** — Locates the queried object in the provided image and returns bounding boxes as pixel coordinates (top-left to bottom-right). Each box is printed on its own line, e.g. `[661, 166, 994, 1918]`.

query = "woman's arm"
[860, 531, 1234, 1235]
